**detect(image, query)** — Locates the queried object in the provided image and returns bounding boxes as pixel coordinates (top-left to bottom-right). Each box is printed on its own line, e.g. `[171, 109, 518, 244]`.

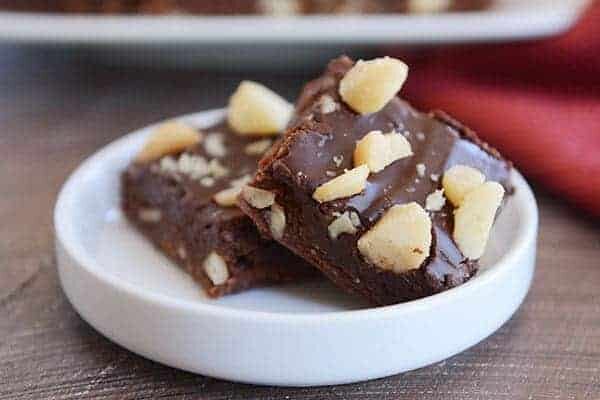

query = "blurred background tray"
[0, 0, 590, 68]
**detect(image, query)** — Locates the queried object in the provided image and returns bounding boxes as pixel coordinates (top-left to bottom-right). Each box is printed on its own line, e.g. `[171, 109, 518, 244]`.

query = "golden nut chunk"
[453, 181, 505, 260]
[357, 202, 432, 272]
[313, 165, 370, 203]
[268, 202, 286, 240]
[339, 57, 409, 115]
[328, 211, 361, 240]
[408, 0, 451, 13]
[353, 130, 412, 172]
[442, 164, 486, 207]
[241, 185, 276, 209]
[425, 189, 446, 212]
[203, 251, 230, 286]
[213, 186, 242, 207]
[244, 138, 273, 156]
[227, 81, 293, 136]
[136, 121, 201, 163]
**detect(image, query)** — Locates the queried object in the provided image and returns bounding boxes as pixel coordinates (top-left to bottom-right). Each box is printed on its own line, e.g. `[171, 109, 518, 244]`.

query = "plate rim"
[54, 108, 539, 323]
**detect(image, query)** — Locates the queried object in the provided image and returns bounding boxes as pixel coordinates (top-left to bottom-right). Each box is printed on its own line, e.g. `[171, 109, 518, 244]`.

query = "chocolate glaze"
[243, 56, 512, 305]
[122, 120, 314, 297]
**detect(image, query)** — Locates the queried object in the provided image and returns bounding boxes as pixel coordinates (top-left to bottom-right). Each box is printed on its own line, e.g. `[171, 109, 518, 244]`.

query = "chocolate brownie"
[0, 0, 491, 14]
[122, 119, 314, 298]
[239, 56, 511, 306]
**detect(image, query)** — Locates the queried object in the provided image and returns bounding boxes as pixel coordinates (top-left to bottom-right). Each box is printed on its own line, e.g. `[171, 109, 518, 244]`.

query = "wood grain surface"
[1, 48, 599, 399]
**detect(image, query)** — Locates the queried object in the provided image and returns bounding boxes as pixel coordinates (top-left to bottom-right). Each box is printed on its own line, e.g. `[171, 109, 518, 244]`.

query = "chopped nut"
[453, 182, 505, 259]
[268, 202, 286, 240]
[416, 131, 426, 141]
[325, 170, 337, 177]
[228, 80, 293, 136]
[259, 0, 300, 15]
[199, 176, 215, 187]
[203, 252, 230, 286]
[177, 246, 187, 260]
[328, 210, 361, 239]
[357, 202, 432, 272]
[230, 174, 252, 188]
[430, 173, 439, 182]
[349, 210, 361, 227]
[388, 132, 413, 161]
[408, 0, 451, 13]
[333, 154, 344, 167]
[416, 163, 426, 177]
[244, 139, 272, 156]
[313, 165, 369, 203]
[213, 186, 242, 207]
[353, 130, 412, 173]
[318, 94, 338, 114]
[442, 165, 486, 207]
[208, 159, 229, 178]
[425, 189, 446, 212]
[339, 57, 409, 115]
[159, 156, 179, 174]
[136, 121, 201, 163]
[138, 208, 162, 223]
[242, 185, 276, 209]
[177, 153, 209, 179]
[204, 133, 227, 158]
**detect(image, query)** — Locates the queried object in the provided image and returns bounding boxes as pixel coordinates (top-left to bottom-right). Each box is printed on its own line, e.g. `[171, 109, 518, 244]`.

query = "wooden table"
[1, 48, 599, 399]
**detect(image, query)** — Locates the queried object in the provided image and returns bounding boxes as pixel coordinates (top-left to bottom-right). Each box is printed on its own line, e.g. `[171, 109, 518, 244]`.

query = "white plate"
[55, 109, 538, 386]
[0, 0, 589, 45]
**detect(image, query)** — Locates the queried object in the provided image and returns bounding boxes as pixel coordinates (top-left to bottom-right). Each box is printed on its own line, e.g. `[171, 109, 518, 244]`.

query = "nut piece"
[259, 0, 300, 15]
[425, 189, 446, 212]
[244, 139, 272, 156]
[208, 159, 229, 178]
[357, 202, 432, 272]
[200, 176, 215, 187]
[138, 208, 162, 223]
[453, 182, 505, 260]
[203, 252, 230, 286]
[353, 130, 412, 172]
[318, 94, 339, 114]
[408, 0, 451, 13]
[267, 202, 286, 240]
[213, 186, 242, 207]
[442, 165, 486, 207]
[177, 153, 209, 179]
[228, 81, 293, 136]
[328, 211, 361, 240]
[230, 174, 252, 188]
[339, 57, 409, 115]
[136, 121, 201, 163]
[241, 185, 276, 209]
[204, 133, 227, 158]
[313, 165, 369, 203]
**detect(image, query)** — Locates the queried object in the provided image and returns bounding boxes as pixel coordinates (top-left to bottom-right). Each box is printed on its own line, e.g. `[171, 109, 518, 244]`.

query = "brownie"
[239, 56, 512, 306]
[0, 0, 490, 14]
[122, 120, 314, 298]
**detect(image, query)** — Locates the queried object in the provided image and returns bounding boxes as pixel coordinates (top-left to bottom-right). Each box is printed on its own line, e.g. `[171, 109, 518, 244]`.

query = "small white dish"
[55, 109, 538, 387]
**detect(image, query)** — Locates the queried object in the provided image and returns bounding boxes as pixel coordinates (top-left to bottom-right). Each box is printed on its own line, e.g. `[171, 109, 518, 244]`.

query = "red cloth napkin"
[395, 1, 600, 216]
